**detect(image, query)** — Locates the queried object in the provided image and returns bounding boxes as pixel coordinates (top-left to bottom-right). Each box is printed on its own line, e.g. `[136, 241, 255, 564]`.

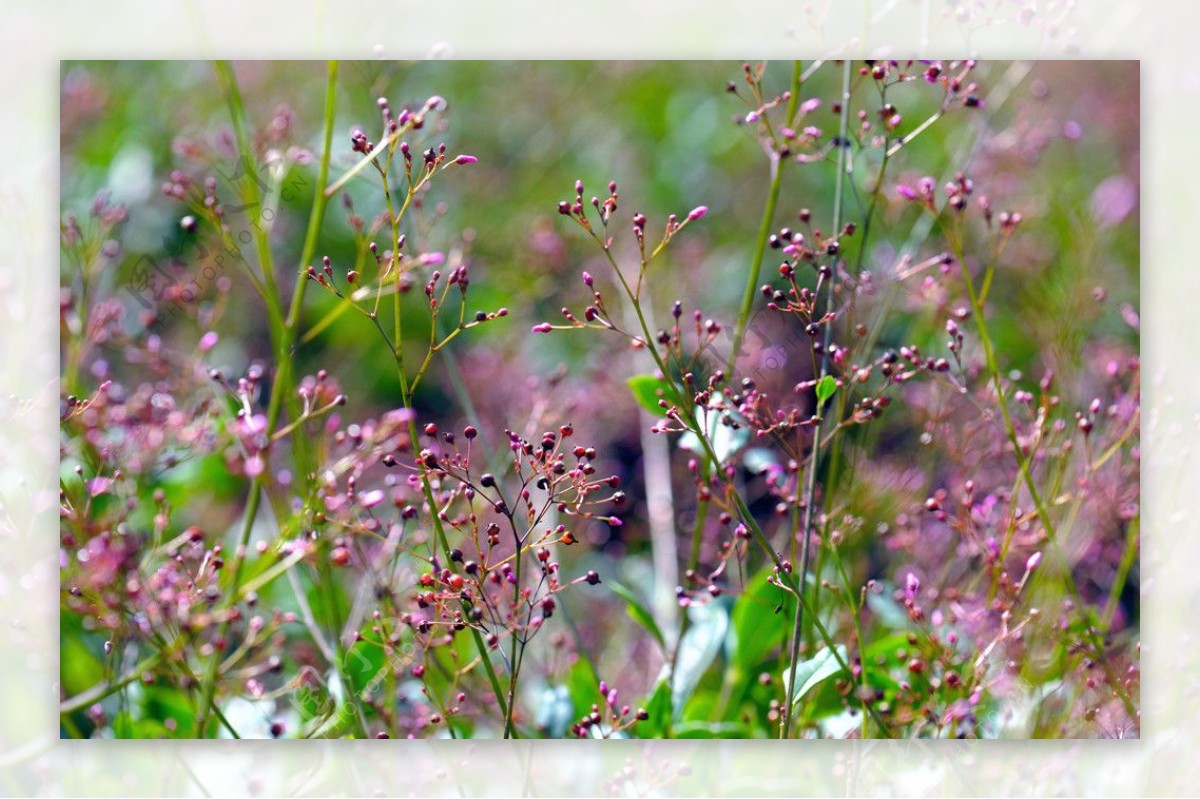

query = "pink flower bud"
[1025, 551, 1043, 572]
[359, 489, 385, 509]
[531, 323, 553, 333]
[454, 154, 478, 165]
[687, 205, 708, 221]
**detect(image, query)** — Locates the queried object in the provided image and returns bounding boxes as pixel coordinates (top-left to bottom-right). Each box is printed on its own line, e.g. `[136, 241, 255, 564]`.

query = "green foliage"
[815, 374, 838, 408]
[729, 569, 787, 673]
[787, 645, 848, 708]
[670, 602, 729, 721]
[608, 580, 667, 652]
[626, 374, 674, 419]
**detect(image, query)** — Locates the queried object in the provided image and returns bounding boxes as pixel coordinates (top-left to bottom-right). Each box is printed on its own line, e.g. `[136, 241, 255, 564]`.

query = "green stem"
[195, 60, 341, 737]
[725, 61, 802, 379]
[782, 59, 852, 740]
[948, 229, 1137, 722]
[60, 651, 166, 715]
[377, 165, 512, 734]
[1103, 515, 1138, 631]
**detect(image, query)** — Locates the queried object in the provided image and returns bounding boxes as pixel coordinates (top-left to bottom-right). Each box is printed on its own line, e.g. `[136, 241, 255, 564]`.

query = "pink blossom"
[359, 489, 386, 509]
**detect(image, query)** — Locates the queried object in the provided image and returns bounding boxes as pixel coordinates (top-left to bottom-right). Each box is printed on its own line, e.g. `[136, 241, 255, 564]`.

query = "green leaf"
[674, 720, 753, 738]
[636, 677, 673, 738]
[566, 655, 601, 719]
[671, 602, 728, 720]
[815, 375, 838, 408]
[729, 569, 787, 672]
[113, 712, 170, 739]
[609, 580, 666, 652]
[787, 644, 848, 708]
[343, 633, 387, 699]
[141, 685, 197, 737]
[59, 613, 105, 700]
[626, 374, 673, 418]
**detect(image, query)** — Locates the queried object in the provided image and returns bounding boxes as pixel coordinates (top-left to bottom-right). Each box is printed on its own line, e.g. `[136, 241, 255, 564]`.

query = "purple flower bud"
[1026, 551, 1043, 572]
[906, 572, 920, 601]
[582, 271, 594, 287]
[687, 205, 708, 222]
[896, 184, 918, 201]
[531, 323, 553, 333]
[454, 154, 478, 165]
[199, 331, 219, 352]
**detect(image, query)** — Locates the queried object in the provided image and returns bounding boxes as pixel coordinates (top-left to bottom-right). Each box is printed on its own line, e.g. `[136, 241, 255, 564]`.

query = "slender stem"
[195, 60, 341, 737]
[1103, 515, 1138, 631]
[194, 478, 263, 735]
[782, 59, 853, 740]
[376, 165, 513, 734]
[589, 212, 890, 736]
[725, 61, 802, 379]
[947, 229, 1137, 721]
[60, 651, 166, 715]
[212, 61, 282, 311]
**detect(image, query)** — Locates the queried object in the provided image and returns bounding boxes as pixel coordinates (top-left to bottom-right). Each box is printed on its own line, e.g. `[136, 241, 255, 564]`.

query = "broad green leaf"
[113, 712, 171, 739]
[59, 620, 105, 700]
[674, 720, 753, 738]
[343, 633, 387, 699]
[609, 580, 666, 652]
[141, 685, 197, 737]
[565, 655, 601, 718]
[815, 375, 838, 408]
[634, 677, 672, 738]
[671, 602, 729, 720]
[626, 374, 673, 418]
[729, 569, 787, 672]
[787, 644, 848, 707]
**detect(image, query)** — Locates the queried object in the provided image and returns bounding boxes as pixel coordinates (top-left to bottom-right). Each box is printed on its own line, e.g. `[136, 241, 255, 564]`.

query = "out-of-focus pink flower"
[359, 489, 386, 509]
[1091, 174, 1136, 228]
